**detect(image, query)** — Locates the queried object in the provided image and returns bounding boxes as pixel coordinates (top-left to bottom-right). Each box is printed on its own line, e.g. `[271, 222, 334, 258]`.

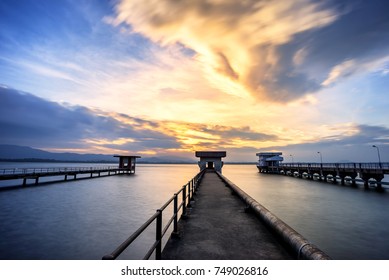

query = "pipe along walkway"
[162, 170, 311, 260]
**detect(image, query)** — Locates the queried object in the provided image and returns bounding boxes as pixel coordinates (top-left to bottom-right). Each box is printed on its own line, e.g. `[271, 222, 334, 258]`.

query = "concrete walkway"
[162, 171, 293, 260]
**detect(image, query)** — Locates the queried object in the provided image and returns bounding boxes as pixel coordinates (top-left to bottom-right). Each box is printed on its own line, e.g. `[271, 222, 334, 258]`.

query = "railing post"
[192, 178, 195, 196]
[187, 182, 191, 204]
[182, 186, 187, 218]
[172, 193, 179, 236]
[156, 209, 162, 260]
[190, 180, 194, 200]
[187, 182, 193, 208]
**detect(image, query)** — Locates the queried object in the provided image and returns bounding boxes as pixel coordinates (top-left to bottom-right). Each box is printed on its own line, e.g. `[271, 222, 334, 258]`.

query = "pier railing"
[0, 166, 118, 175]
[280, 162, 389, 171]
[102, 169, 205, 260]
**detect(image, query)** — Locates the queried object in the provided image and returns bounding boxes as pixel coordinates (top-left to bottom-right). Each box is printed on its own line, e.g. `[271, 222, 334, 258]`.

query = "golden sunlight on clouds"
[322, 56, 389, 86]
[113, 0, 337, 101]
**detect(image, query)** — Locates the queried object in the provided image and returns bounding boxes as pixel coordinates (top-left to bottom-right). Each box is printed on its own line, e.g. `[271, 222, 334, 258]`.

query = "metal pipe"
[216, 171, 331, 260]
[143, 240, 160, 260]
[162, 215, 175, 237]
[102, 212, 159, 260]
[160, 195, 175, 211]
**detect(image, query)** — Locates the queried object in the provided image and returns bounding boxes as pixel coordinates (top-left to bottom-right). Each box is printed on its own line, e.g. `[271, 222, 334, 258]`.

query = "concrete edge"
[216, 171, 331, 260]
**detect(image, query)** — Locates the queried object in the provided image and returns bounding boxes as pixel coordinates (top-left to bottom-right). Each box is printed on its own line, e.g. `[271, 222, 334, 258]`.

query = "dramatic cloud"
[0, 87, 279, 156]
[111, 0, 337, 101]
[112, 0, 389, 102]
[1, 1, 388, 162]
[0, 87, 180, 154]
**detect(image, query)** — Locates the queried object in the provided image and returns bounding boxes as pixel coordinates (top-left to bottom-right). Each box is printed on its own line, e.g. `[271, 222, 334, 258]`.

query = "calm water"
[0, 163, 388, 260]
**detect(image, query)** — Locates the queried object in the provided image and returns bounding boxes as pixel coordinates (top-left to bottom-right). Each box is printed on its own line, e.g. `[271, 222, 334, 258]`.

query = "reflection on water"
[0, 164, 198, 260]
[223, 164, 389, 260]
[1, 163, 389, 259]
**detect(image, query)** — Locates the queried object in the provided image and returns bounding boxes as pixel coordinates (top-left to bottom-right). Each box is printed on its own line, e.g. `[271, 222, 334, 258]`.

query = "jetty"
[103, 151, 330, 260]
[161, 170, 292, 259]
[0, 155, 140, 187]
[256, 152, 389, 189]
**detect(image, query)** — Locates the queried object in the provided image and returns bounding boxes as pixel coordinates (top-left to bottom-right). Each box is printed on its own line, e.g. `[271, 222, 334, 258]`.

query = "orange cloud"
[112, 0, 337, 101]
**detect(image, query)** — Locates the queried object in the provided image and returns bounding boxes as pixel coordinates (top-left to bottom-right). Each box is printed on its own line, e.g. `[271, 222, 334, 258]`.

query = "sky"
[0, 0, 388, 162]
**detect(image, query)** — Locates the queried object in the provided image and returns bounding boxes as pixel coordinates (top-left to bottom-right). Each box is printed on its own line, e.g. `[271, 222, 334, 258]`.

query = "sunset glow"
[1, 0, 388, 162]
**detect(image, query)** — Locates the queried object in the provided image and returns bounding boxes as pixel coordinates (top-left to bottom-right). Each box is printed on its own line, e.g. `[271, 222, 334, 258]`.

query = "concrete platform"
[162, 171, 293, 260]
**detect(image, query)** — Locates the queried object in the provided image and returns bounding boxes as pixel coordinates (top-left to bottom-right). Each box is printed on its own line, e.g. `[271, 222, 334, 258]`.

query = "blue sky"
[0, 0, 388, 162]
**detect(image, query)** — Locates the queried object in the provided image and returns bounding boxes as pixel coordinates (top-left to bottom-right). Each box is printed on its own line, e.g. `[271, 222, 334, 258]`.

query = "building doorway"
[207, 161, 214, 169]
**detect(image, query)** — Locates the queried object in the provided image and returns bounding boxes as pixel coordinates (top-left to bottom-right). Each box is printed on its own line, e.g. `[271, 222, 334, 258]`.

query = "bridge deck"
[162, 171, 292, 260]
[0, 166, 135, 188]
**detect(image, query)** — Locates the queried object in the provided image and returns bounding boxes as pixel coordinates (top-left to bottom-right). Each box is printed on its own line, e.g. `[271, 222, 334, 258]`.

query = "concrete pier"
[256, 152, 388, 190]
[0, 155, 141, 189]
[162, 170, 293, 260]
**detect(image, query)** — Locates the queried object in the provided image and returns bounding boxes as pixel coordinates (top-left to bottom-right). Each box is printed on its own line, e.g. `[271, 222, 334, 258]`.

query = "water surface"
[1, 163, 388, 260]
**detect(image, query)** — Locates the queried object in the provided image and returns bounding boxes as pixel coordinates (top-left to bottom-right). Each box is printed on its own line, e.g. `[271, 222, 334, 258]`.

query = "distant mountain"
[138, 156, 195, 164]
[0, 144, 116, 162]
[0, 144, 195, 163]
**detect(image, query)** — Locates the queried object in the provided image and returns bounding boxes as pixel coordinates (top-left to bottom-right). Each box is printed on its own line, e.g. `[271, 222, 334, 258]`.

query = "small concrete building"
[256, 152, 283, 173]
[195, 151, 226, 173]
[114, 155, 141, 173]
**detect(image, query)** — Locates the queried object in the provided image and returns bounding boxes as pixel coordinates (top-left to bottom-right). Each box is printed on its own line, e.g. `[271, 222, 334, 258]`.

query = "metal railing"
[102, 169, 205, 260]
[278, 162, 389, 170]
[0, 166, 118, 175]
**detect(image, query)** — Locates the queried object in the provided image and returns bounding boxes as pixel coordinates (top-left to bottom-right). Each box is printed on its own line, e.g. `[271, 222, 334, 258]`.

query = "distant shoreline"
[0, 158, 117, 164]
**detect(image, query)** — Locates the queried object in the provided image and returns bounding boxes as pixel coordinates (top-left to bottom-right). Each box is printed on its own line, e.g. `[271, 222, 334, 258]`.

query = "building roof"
[256, 152, 282, 156]
[195, 151, 226, 158]
[113, 155, 141, 158]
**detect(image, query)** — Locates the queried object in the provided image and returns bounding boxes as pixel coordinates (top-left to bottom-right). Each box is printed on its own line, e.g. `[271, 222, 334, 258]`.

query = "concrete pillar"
[360, 173, 371, 189]
[377, 179, 383, 191]
[214, 161, 223, 173]
[351, 175, 357, 186]
[374, 174, 384, 191]
[198, 161, 206, 171]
